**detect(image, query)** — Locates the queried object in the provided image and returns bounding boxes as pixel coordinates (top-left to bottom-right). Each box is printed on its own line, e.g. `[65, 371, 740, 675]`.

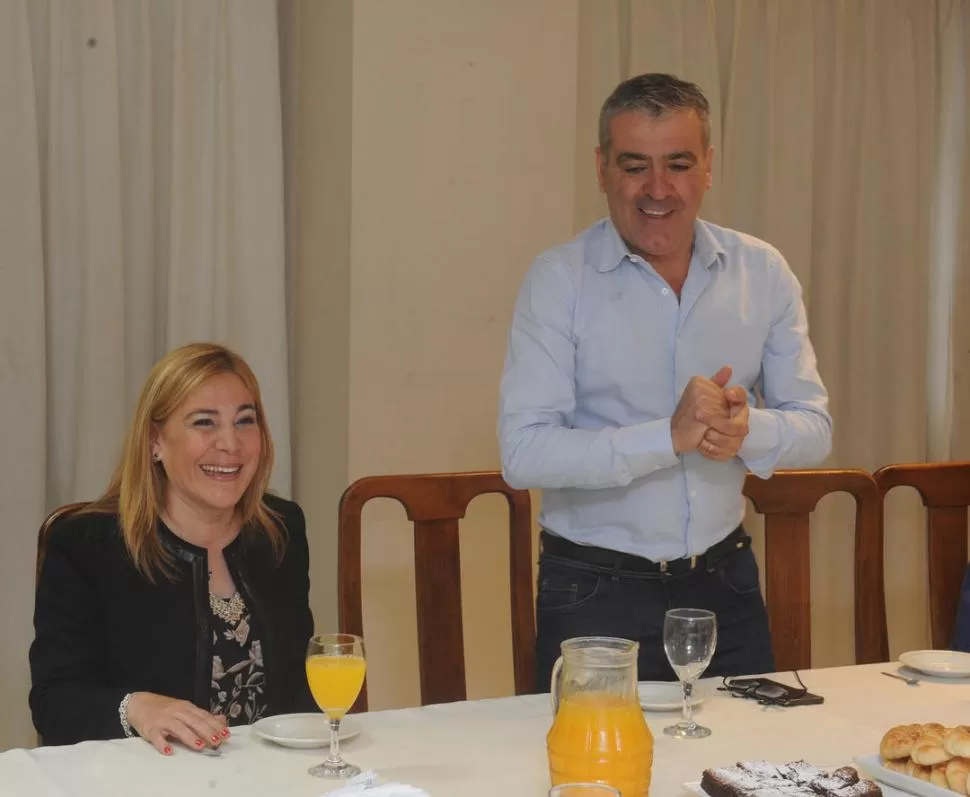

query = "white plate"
[855, 754, 955, 797]
[898, 650, 970, 678]
[251, 713, 361, 749]
[638, 680, 714, 711]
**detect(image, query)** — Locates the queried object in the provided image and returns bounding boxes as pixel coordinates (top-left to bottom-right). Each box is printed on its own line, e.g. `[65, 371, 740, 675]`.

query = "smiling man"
[498, 73, 832, 691]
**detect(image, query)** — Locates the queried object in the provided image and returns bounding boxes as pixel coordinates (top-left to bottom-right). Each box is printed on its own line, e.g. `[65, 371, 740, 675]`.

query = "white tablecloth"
[4, 662, 970, 797]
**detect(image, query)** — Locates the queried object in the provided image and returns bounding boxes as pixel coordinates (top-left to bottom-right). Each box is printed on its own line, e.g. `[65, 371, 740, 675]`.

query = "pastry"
[945, 727, 970, 758]
[879, 724, 922, 760]
[911, 726, 950, 766]
[906, 758, 932, 781]
[930, 763, 949, 789]
[945, 757, 970, 794]
[881, 758, 908, 775]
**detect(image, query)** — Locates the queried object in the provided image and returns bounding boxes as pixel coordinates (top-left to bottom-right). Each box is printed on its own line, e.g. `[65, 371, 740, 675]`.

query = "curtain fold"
[0, 0, 49, 753]
[13, 0, 292, 512]
[947, 0, 970, 460]
[0, 0, 290, 750]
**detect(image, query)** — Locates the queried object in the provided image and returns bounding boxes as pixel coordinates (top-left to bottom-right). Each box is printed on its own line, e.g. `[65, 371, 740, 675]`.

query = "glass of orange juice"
[306, 633, 367, 778]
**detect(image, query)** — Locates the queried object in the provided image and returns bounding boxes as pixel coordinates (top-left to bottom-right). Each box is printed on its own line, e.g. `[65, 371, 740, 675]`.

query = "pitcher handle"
[549, 655, 564, 714]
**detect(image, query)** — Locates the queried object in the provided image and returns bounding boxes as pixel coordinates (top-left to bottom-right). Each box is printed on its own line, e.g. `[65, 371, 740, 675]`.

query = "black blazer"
[29, 494, 317, 745]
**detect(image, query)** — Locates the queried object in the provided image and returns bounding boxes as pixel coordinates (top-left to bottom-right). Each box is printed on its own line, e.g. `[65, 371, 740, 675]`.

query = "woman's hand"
[126, 692, 230, 755]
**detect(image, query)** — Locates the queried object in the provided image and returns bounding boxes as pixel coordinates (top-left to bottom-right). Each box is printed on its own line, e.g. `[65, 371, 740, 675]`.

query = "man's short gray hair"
[599, 73, 711, 155]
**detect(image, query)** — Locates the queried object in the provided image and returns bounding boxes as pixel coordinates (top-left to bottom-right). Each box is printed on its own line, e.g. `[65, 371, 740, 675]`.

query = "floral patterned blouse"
[209, 591, 267, 724]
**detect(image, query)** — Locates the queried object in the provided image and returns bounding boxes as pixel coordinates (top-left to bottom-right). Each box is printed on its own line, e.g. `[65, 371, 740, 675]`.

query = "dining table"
[2, 661, 968, 797]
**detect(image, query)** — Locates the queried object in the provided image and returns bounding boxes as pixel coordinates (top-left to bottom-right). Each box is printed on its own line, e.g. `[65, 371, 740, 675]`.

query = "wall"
[289, 0, 579, 706]
[282, 0, 354, 647]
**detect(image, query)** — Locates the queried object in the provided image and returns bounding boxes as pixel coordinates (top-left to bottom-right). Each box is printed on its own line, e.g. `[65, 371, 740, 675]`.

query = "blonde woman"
[30, 343, 316, 754]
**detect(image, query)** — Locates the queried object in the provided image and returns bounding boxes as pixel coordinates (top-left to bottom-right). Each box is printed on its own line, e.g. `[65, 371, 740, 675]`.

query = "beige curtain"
[949, 2, 970, 459]
[0, 0, 290, 750]
[577, 0, 970, 665]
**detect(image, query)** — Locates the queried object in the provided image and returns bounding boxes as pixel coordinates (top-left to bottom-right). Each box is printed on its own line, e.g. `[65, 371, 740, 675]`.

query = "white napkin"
[324, 770, 430, 797]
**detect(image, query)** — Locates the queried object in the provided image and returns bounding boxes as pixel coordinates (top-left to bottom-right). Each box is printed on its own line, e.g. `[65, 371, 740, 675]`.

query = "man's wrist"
[670, 422, 684, 455]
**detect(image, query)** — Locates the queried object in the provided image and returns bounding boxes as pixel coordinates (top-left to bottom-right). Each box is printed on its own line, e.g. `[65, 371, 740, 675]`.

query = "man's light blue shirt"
[498, 218, 832, 561]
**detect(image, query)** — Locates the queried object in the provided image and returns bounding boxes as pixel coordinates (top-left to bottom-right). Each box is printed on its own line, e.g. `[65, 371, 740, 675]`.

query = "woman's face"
[152, 372, 262, 520]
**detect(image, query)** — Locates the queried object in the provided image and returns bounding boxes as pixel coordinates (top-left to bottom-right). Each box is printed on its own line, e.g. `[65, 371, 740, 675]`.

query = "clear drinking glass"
[662, 608, 717, 739]
[549, 785, 622, 797]
[305, 633, 367, 778]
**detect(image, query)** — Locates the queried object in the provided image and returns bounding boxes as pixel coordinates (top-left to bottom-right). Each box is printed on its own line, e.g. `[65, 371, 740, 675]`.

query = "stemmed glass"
[306, 633, 367, 778]
[663, 608, 717, 739]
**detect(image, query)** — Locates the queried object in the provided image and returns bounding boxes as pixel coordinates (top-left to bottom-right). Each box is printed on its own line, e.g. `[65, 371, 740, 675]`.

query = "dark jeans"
[534, 532, 776, 692]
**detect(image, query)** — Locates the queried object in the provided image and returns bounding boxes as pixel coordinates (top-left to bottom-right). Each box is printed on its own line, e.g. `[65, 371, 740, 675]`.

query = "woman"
[30, 343, 316, 754]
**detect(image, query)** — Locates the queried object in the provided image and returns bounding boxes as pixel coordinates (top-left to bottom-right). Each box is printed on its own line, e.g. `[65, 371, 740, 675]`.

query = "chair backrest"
[873, 462, 970, 650]
[743, 469, 887, 671]
[36, 502, 90, 583]
[338, 471, 535, 711]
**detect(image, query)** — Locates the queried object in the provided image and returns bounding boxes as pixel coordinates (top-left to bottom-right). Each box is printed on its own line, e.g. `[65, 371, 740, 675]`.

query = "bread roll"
[945, 727, 970, 758]
[944, 757, 970, 793]
[881, 758, 908, 775]
[930, 763, 949, 789]
[912, 727, 951, 766]
[880, 724, 922, 760]
[907, 758, 933, 781]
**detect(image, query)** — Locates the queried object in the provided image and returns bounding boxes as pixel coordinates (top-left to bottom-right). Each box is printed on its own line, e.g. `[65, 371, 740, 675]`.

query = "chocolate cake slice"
[700, 761, 882, 797]
[701, 764, 816, 796]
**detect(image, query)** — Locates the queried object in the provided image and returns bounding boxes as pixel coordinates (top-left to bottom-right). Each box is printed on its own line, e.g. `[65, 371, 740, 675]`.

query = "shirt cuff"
[614, 418, 681, 481]
[739, 408, 782, 472]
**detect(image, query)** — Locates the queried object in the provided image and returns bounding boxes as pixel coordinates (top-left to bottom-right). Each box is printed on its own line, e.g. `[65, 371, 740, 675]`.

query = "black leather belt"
[540, 526, 749, 578]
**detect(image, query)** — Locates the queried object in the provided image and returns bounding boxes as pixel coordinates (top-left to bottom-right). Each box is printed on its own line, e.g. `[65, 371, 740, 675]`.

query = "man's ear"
[595, 146, 608, 193]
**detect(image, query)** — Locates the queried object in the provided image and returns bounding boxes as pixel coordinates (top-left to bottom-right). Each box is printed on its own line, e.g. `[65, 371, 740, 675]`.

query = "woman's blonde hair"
[79, 342, 284, 580]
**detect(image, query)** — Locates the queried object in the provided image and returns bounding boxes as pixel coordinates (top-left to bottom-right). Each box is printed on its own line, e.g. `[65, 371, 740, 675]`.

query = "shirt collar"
[596, 218, 727, 273]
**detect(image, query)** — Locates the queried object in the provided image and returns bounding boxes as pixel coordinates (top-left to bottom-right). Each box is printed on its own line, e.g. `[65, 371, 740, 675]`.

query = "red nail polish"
[194, 739, 204, 749]
[211, 735, 219, 744]
[163, 746, 173, 756]
[221, 728, 230, 737]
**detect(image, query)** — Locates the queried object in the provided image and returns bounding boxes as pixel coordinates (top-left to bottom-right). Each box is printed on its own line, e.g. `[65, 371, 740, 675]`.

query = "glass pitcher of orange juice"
[547, 637, 654, 796]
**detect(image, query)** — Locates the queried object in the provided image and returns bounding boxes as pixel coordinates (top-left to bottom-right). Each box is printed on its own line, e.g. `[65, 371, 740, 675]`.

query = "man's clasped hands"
[671, 366, 750, 462]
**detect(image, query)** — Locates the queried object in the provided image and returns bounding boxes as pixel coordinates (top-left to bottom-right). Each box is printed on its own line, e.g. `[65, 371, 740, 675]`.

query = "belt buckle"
[659, 560, 668, 574]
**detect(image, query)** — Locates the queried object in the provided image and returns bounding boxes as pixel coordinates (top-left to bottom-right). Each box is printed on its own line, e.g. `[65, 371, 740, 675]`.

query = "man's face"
[596, 109, 713, 268]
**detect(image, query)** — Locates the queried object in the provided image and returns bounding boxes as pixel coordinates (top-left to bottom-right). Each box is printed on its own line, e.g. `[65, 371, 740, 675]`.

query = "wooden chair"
[874, 462, 970, 650]
[743, 469, 887, 671]
[338, 471, 535, 711]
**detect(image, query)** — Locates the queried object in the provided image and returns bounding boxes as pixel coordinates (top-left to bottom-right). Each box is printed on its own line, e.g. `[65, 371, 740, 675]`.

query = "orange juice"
[547, 692, 654, 796]
[306, 654, 367, 718]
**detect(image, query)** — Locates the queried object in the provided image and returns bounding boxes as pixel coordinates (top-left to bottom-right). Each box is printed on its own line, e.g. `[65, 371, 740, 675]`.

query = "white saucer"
[898, 649, 970, 678]
[638, 680, 714, 712]
[251, 713, 361, 748]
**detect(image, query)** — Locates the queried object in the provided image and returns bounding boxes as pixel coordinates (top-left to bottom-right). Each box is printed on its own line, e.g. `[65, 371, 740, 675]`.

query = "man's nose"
[643, 166, 672, 200]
